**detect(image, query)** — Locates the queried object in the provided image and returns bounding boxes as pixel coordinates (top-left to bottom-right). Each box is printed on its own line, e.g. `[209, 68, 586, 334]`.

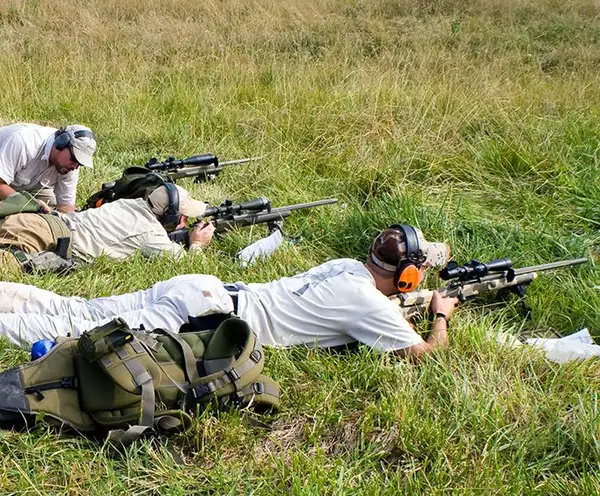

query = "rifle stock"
[395, 257, 587, 320]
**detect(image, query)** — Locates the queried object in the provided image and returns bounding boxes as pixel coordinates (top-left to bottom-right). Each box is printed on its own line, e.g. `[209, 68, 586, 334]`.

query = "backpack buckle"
[250, 350, 261, 363]
[227, 368, 240, 382]
[191, 383, 214, 400]
[252, 382, 264, 394]
[60, 377, 78, 389]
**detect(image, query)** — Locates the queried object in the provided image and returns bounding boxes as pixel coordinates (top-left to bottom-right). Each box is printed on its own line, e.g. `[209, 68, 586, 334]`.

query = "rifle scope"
[145, 153, 218, 171]
[204, 197, 271, 217]
[439, 258, 513, 281]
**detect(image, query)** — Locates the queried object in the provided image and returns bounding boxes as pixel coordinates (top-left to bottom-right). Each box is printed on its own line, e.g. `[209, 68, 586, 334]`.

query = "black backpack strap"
[106, 424, 153, 448]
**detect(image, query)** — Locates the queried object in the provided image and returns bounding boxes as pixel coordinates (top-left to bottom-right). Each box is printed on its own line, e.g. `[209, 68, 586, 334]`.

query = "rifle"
[84, 153, 263, 210]
[168, 197, 338, 246]
[395, 257, 588, 320]
[144, 153, 263, 183]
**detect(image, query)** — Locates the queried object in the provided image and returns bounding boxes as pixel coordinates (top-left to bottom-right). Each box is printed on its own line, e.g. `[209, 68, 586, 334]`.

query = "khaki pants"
[0, 213, 57, 253]
[0, 213, 71, 274]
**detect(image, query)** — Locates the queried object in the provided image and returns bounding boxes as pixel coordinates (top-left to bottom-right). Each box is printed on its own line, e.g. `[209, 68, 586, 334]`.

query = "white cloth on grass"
[526, 329, 600, 364]
[237, 229, 284, 268]
[0, 123, 79, 206]
[0, 259, 423, 353]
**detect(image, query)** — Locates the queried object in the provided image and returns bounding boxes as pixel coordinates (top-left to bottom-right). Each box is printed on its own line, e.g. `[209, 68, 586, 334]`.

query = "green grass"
[0, 0, 599, 493]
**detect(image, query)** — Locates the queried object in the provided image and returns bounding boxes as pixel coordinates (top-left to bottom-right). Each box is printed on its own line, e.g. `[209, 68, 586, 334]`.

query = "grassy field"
[1, 0, 599, 493]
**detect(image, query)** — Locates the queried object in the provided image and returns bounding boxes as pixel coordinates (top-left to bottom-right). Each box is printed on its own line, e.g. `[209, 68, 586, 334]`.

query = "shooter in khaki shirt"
[0, 184, 215, 272]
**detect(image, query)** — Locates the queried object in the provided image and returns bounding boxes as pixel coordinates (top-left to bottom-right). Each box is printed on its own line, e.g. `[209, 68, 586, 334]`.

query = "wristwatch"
[434, 312, 449, 325]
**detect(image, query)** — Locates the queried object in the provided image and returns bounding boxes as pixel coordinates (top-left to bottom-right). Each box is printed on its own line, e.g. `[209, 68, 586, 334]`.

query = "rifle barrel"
[219, 156, 264, 166]
[513, 258, 588, 276]
[270, 198, 338, 214]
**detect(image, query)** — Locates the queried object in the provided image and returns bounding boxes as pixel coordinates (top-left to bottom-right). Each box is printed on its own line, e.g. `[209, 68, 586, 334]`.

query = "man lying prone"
[0, 225, 458, 360]
[0, 184, 214, 273]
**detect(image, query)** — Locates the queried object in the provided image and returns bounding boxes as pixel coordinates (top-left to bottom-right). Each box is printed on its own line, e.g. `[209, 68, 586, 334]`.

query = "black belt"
[223, 284, 239, 314]
[230, 293, 239, 314]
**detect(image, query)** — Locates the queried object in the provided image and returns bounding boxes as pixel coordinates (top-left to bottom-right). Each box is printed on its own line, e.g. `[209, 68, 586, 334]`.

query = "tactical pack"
[83, 166, 173, 210]
[0, 317, 279, 446]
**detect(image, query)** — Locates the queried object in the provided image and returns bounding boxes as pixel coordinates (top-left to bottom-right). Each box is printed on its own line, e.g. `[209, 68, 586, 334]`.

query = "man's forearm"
[396, 316, 449, 361]
[426, 316, 449, 349]
[56, 204, 76, 213]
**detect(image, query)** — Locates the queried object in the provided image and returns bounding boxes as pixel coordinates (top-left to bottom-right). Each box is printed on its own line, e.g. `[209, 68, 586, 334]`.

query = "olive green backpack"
[0, 317, 279, 445]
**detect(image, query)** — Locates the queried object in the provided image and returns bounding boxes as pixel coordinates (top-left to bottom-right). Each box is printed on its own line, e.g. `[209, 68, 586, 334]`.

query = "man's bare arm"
[56, 204, 76, 213]
[396, 316, 449, 362]
[395, 290, 457, 362]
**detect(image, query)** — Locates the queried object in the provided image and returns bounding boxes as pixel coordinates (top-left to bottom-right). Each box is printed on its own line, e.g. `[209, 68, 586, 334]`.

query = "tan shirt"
[0, 123, 79, 205]
[58, 198, 185, 262]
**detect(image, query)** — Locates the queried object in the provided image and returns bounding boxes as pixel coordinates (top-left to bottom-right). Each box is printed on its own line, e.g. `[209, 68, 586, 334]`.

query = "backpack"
[0, 317, 279, 446]
[83, 167, 172, 210]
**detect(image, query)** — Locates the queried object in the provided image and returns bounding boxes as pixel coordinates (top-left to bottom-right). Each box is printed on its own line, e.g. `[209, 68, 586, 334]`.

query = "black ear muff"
[390, 224, 422, 293]
[54, 128, 71, 150]
[161, 182, 180, 228]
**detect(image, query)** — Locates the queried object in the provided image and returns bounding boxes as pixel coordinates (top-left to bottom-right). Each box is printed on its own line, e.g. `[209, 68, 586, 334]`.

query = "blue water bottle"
[31, 340, 56, 360]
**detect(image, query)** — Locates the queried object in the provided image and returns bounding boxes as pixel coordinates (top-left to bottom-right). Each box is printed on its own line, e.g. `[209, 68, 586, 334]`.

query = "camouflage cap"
[370, 226, 450, 271]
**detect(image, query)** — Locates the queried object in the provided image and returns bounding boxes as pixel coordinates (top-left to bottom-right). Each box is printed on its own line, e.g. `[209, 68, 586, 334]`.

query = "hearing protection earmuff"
[54, 127, 95, 151]
[371, 224, 427, 293]
[158, 182, 181, 229]
[390, 224, 426, 292]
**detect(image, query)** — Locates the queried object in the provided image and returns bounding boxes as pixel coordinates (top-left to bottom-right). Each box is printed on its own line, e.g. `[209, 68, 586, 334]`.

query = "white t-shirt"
[237, 259, 424, 352]
[0, 123, 79, 205]
[58, 198, 185, 262]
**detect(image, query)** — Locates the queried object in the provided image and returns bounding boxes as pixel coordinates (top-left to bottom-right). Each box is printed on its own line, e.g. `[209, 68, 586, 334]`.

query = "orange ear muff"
[396, 264, 420, 292]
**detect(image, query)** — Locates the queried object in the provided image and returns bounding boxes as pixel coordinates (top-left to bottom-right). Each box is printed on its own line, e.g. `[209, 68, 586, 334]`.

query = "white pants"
[0, 275, 233, 346]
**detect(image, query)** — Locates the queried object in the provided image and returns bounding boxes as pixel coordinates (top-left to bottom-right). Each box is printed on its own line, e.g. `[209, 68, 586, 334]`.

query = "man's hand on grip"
[190, 221, 215, 249]
[429, 291, 458, 320]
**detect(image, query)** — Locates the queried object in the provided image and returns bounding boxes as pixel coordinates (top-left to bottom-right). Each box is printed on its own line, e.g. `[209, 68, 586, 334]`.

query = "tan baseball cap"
[370, 226, 450, 270]
[65, 124, 96, 168]
[148, 185, 207, 218]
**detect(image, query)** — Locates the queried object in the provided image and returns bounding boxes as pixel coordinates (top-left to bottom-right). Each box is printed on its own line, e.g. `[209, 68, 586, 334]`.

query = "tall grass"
[0, 0, 599, 493]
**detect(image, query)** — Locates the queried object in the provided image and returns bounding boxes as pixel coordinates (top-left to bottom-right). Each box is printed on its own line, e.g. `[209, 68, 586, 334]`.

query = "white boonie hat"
[148, 185, 207, 218]
[65, 124, 96, 168]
